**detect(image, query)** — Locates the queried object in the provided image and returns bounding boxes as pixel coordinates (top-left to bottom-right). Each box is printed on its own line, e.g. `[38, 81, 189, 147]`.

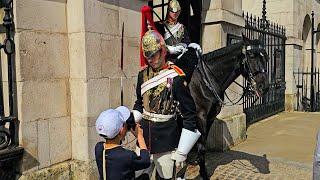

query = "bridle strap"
[197, 55, 225, 105]
[197, 46, 260, 106]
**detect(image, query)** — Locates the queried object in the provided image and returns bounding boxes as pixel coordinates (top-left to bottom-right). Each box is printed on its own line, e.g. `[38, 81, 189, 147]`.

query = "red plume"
[140, 5, 158, 68]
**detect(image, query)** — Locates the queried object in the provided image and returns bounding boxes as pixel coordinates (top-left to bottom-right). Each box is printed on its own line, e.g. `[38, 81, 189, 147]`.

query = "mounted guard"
[134, 28, 201, 179]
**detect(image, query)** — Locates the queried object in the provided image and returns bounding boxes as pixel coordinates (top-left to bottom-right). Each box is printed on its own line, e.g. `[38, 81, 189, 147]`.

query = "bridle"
[197, 44, 267, 106]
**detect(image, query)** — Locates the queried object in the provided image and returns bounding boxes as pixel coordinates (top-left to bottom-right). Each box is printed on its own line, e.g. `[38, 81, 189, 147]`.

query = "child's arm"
[136, 124, 147, 150]
[131, 124, 150, 170]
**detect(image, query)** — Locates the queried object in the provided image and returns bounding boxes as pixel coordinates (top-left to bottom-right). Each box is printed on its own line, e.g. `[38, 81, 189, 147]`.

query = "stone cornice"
[202, 8, 245, 27]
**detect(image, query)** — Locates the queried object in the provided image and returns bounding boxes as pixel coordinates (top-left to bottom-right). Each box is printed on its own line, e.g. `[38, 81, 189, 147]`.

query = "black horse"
[177, 35, 270, 179]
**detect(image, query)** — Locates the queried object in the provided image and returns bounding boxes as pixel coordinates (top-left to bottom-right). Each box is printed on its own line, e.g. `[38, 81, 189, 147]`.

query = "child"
[95, 106, 150, 180]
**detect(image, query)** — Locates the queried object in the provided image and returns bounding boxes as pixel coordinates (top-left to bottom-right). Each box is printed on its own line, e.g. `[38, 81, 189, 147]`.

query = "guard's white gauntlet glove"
[171, 128, 201, 166]
[167, 45, 186, 55]
[171, 150, 187, 163]
[132, 110, 142, 123]
[188, 43, 202, 55]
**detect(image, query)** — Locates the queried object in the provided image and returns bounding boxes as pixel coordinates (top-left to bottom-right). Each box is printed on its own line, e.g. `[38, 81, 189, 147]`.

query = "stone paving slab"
[185, 112, 319, 179]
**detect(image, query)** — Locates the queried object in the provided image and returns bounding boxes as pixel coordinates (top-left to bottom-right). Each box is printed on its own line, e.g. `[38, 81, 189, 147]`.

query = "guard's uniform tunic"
[133, 63, 197, 154]
[156, 21, 190, 47]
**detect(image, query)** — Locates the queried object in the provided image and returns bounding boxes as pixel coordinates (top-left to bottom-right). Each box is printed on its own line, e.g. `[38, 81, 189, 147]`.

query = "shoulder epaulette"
[170, 64, 185, 76]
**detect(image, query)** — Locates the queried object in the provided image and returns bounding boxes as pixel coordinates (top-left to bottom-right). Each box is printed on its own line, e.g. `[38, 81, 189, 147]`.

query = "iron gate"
[0, 1, 24, 180]
[294, 69, 320, 111]
[242, 2, 286, 125]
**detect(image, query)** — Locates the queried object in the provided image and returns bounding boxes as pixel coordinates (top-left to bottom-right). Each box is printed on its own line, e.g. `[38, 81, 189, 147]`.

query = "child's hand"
[130, 123, 143, 137]
[135, 123, 144, 137]
[135, 123, 147, 150]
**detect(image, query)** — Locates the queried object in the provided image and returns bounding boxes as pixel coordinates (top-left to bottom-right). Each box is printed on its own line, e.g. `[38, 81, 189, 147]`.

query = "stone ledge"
[207, 113, 247, 152]
[20, 160, 98, 180]
[202, 9, 245, 27]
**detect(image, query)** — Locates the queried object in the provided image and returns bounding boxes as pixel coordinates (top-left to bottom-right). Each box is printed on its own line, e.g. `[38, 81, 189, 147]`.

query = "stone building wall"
[15, 0, 146, 178]
[15, 0, 320, 178]
[14, 0, 71, 173]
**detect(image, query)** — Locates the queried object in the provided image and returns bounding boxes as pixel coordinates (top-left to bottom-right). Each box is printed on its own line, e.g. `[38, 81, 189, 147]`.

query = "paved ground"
[185, 112, 320, 179]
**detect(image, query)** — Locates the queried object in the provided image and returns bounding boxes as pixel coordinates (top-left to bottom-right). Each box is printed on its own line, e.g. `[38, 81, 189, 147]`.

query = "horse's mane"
[203, 41, 244, 62]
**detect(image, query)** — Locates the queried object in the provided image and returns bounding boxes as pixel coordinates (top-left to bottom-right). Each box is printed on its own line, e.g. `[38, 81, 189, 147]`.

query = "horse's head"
[241, 35, 269, 97]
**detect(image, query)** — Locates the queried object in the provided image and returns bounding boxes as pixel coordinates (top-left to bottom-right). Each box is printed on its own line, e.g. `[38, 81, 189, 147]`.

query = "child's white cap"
[95, 106, 131, 139]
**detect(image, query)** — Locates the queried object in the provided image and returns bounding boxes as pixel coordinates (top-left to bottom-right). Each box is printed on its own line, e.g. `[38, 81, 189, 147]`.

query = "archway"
[302, 14, 312, 70]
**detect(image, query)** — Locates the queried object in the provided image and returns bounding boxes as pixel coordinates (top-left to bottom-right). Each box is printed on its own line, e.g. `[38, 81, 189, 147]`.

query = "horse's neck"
[205, 44, 244, 92]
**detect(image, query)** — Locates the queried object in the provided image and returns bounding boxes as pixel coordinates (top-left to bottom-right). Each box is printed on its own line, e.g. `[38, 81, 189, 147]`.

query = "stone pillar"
[14, 0, 71, 173]
[202, 0, 246, 151]
[67, 0, 144, 178]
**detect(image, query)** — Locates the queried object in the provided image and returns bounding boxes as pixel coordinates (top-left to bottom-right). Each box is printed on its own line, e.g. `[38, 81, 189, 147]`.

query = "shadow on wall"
[21, 150, 39, 172]
[97, 0, 146, 11]
[207, 117, 246, 152]
[200, 0, 212, 41]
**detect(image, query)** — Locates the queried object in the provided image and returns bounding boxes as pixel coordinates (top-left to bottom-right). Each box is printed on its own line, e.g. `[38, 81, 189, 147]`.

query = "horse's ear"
[242, 33, 250, 45]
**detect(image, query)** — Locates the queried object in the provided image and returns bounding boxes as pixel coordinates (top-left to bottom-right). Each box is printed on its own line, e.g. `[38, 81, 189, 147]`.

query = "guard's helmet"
[168, 0, 181, 13]
[141, 30, 165, 59]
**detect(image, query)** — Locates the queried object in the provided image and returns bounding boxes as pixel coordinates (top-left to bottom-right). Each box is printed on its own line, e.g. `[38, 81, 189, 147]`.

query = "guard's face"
[168, 10, 180, 22]
[147, 50, 165, 70]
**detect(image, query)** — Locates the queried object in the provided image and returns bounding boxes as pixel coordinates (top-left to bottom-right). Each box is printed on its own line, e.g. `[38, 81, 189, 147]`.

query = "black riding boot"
[155, 171, 172, 180]
[136, 174, 150, 180]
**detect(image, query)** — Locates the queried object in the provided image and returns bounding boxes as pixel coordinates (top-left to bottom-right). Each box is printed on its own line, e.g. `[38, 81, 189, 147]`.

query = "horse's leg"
[197, 103, 221, 179]
[197, 135, 209, 180]
[196, 111, 210, 180]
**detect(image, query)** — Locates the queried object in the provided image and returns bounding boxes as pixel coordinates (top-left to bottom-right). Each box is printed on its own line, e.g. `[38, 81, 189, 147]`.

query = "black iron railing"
[294, 68, 320, 111]
[242, 0, 286, 125]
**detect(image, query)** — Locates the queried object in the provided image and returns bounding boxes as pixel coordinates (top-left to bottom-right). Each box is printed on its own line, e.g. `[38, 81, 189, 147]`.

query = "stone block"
[84, 32, 103, 79]
[20, 160, 71, 180]
[84, 0, 119, 35]
[118, 0, 144, 12]
[122, 77, 137, 108]
[49, 116, 71, 165]
[69, 32, 87, 79]
[123, 37, 141, 77]
[71, 118, 89, 161]
[203, 9, 245, 27]
[207, 113, 246, 151]
[70, 79, 88, 118]
[83, 33, 139, 79]
[285, 94, 296, 112]
[19, 80, 69, 122]
[17, 31, 69, 81]
[100, 34, 122, 78]
[71, 160, 99, 180]
[119, 7, 141, 38]
[88, 126, 101, 160]
[37, 119, 50, 169]
[87, 78, 111, 117]
[222, 0, 242, 15]
[67, 0, 85, 33]
[21, 121, 39, 172]
[109, 78, 121, 108]
[15, 0, 67, 33]
[202, 24, 222, 53]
